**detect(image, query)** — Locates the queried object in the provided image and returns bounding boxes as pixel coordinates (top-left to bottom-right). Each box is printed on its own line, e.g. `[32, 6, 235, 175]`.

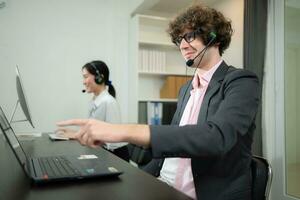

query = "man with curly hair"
[58, 4, 259, 200]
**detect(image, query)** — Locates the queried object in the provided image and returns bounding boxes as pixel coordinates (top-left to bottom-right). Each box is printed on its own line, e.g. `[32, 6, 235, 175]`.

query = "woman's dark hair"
[167, 4, 233, 55]
[82, 60, 116, 98]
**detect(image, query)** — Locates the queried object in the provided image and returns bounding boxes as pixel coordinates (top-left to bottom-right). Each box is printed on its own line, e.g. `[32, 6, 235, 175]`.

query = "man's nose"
[180, 38, 190, 49]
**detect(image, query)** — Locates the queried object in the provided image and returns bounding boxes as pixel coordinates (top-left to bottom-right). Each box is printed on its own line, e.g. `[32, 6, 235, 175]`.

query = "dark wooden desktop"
[0, 132, 191, 200]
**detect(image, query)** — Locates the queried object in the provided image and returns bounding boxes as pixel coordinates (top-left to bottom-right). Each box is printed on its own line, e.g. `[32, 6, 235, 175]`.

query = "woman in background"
[59, 60, 129, 161]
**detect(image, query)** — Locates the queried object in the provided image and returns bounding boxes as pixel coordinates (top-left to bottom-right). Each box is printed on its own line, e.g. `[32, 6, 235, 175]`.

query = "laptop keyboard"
[38, 156, 80, 178]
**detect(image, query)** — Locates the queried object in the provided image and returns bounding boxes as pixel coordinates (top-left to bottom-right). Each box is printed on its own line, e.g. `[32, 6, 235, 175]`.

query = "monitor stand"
[9, 99, 40, 140]
[9, 100, 34, 128]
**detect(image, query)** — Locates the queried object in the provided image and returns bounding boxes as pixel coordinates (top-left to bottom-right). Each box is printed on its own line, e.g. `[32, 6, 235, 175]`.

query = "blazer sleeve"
[149, 69, 260, 158]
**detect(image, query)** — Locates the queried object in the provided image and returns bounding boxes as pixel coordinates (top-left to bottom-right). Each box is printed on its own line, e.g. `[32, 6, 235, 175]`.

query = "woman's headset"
[89, 62, 105, 85]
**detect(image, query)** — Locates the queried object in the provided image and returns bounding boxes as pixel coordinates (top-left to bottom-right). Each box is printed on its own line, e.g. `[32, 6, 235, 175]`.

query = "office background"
[0, 0, 243, 133]
[0, 0, 137, 133]
[0, 0, 299, 200]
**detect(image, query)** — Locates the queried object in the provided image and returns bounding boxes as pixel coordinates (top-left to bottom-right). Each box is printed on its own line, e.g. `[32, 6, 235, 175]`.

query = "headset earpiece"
[195, 28, 217, 46]
[95, 74, 104, 85]
[89, 62, 104, 85]
[208, 31, 217, 41]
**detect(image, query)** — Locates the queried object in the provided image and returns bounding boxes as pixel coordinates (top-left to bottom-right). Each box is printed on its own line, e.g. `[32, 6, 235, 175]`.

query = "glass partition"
[284, 0, 300, 198]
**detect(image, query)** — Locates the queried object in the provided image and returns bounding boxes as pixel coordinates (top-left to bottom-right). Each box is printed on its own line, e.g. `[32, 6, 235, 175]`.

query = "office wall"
[0, 0, 138, 133]
[213, 0, 244, 68]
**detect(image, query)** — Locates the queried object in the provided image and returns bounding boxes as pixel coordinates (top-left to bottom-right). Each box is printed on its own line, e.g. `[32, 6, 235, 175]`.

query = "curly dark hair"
[167, 4, 233, 55]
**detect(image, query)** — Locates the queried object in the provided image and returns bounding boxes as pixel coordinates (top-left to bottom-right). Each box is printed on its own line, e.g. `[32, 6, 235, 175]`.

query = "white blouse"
[88, 89, 127, 150]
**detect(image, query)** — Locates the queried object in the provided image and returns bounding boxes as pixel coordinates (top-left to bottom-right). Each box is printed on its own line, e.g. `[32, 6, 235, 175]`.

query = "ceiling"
[133, 0, 219, 17]
[150, 0, 218, 13]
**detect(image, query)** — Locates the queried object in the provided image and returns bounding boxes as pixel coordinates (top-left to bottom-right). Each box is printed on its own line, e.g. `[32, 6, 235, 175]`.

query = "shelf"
[129, 14, 186, 123]
[138, 14, 171, 47]
[138, 14, 170, 24]
[139, 41, 176, 49]
[138, 98, 177, 102]
[139, 71, 193, 76]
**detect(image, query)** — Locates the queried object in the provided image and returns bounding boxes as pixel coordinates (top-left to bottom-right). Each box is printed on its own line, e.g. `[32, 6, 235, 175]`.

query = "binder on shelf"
[138, 50, 143, 71]
[138, 102, 147, 124]
[138, 49, 166, 73]
[160, 76, 177, 98]
[143, 49, 148, 72]
[160, 76, 189, 98]
[147, 102, 162, 125]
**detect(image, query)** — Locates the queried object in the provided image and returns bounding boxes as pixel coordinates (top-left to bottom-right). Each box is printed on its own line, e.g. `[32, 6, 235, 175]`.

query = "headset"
[197, 27, 216, 45]
[178, 29, 217, 118]
[186, 29, 217, 67]
[89, 62, 105, 85]
[205, 31, 217, 45]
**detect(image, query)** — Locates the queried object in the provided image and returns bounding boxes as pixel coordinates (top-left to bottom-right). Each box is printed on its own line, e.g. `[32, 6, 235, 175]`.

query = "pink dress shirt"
[159, 60, 222, 199]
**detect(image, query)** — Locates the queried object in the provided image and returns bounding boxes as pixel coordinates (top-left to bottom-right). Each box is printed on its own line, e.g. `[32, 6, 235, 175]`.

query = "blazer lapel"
[197, 61, 230, 124]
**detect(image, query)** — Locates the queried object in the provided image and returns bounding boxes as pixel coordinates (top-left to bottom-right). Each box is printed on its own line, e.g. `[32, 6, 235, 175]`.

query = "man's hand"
[57, 119, 151, 148]
[57, 119, 122, 148]
[55, 127, 77, 139]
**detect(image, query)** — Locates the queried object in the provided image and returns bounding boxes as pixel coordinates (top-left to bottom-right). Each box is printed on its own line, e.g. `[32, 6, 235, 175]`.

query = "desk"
[0, 133, 191, 200]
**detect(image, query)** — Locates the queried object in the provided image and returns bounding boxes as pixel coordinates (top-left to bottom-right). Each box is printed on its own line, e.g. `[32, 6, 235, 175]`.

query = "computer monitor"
[10, 66, 34, 128]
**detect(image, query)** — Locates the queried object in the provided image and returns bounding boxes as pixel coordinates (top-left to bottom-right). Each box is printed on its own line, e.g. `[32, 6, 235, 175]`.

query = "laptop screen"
[0, 106, 28, 169]
[0, 107, 10, 131]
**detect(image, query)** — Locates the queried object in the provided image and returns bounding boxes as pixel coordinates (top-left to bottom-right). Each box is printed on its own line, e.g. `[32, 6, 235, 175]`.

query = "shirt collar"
[93, 89, 109, 107]
[192, 59, 223, 89]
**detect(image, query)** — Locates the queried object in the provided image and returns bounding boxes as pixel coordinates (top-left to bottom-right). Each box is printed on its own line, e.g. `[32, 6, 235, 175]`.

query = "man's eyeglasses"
[173, 30, 198, 46]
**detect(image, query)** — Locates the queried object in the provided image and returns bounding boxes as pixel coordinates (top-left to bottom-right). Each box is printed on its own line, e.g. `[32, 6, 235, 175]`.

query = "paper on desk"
[48, 133, 70, 141]
[78, 155, 98, 159]
[16, 132, 42, 141]
[16, 132, 42, 137]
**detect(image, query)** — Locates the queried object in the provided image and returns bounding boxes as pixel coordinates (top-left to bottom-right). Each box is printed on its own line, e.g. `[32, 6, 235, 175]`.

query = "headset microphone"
[82, 89, 86, 93]
[178, 31, 217, 118]
[185, 59, 194, 67]
[185, 32, 217, 67]
[186, 48, 206, 67]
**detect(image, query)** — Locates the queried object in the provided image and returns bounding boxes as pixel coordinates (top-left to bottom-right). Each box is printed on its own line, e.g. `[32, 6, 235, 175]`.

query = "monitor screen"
[15, 66, 34, 128]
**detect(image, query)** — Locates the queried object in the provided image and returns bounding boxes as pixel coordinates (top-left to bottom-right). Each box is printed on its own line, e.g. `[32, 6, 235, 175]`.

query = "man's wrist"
[121, 124, 150, 148]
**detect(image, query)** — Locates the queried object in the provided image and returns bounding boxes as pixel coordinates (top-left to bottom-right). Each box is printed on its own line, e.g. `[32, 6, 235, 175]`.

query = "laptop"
[0, 106, 122, 184]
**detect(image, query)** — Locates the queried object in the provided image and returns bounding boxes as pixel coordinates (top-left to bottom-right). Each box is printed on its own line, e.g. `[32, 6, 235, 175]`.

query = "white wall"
[213, 0, 244, 68]
[0, 0, 139, 133]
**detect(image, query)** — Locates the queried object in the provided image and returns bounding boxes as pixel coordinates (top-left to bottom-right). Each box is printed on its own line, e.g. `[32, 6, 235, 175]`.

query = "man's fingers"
[93, 140, 103, 147]
[55, 127, 67, 131]
[57, 119, 88, 127]
[55, 127, 69, 133]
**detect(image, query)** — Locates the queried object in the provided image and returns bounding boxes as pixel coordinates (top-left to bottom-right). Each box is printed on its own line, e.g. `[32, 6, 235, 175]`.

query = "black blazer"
[144, 61, 260, 200]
